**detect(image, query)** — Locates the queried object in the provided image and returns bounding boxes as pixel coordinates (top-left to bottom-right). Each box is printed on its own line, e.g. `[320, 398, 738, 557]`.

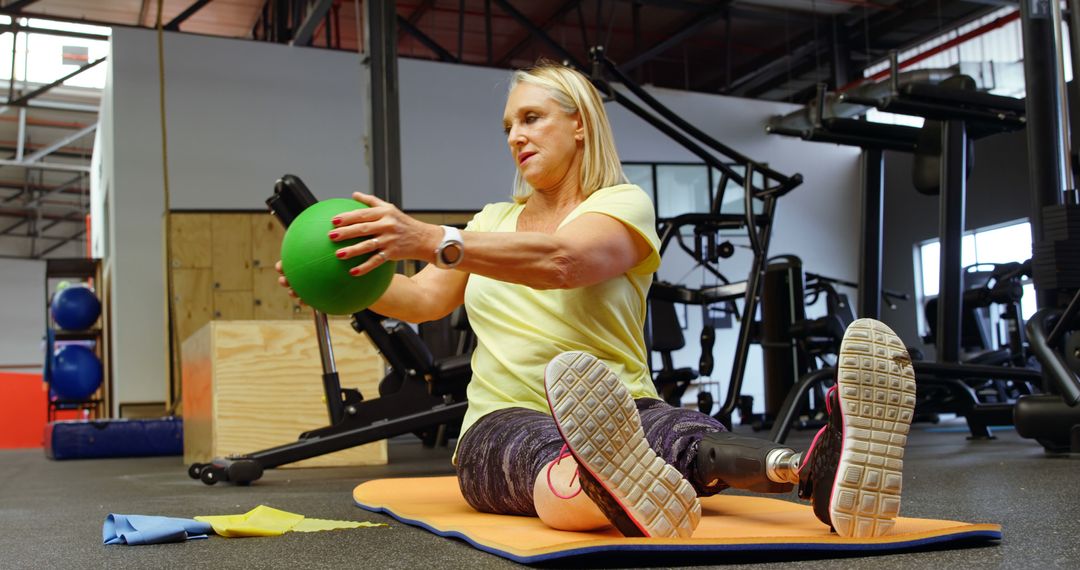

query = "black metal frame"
[587, 49, 804, 427]
[186, 175, 469, 485]
[365, 0, 403, 207]
[766, 56, 1038, 441]
[1011, 0, 1080, 454]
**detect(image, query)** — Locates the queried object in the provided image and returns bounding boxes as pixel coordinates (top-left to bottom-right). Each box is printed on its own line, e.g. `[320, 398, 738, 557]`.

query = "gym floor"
[2, 420, 1077, 569]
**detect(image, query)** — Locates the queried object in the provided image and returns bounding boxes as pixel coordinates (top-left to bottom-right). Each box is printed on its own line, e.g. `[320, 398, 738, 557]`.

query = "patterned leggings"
[454, 399, 727, 516]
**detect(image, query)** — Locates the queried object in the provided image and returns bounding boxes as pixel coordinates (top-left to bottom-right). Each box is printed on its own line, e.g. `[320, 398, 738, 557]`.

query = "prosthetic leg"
[692, 432, 800, 494]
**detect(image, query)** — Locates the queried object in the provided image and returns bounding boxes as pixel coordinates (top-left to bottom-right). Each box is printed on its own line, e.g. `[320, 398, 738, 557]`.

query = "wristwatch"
[434, 225, 464, 269]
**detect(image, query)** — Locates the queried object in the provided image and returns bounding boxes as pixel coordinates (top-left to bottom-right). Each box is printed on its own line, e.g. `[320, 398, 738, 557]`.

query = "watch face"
[442, 243, 463, 265]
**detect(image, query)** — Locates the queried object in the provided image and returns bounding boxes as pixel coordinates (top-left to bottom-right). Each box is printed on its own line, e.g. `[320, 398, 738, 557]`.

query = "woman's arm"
[332, 192, 652, 290]
[275, 260, 467, 323]
[369, 265, 468, 322]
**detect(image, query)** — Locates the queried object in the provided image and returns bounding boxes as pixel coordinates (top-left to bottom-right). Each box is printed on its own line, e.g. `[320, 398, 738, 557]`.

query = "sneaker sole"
[544, 351, 701, 538]
[830, 318, 917, 538]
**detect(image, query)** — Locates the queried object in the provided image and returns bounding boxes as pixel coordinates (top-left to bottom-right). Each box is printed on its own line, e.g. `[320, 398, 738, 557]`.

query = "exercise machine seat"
[650, 298, 697, 406]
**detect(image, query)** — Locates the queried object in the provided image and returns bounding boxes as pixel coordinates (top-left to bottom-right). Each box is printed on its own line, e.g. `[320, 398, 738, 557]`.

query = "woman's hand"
[328, 191, 443, 277]
[274, 260, 305, 305]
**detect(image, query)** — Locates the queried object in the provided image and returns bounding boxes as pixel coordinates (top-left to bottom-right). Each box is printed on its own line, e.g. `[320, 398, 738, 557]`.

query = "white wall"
[399, 61, 516, 209]
[97, 29, 861, 416]
[96, 28, 370, 414]
[0, 237, 85, 258]
[0, 258, 45, 371]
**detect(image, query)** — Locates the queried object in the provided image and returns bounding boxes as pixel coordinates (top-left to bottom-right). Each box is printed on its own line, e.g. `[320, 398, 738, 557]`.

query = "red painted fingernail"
[329, 231, 340, 239]
[349, 267, 360, 276]
[332, 217, 342, 226]
[335, 250, 347, 259]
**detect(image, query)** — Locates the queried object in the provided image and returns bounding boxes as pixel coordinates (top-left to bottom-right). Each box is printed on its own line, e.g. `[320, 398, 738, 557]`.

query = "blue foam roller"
[44, 417, 183, 460]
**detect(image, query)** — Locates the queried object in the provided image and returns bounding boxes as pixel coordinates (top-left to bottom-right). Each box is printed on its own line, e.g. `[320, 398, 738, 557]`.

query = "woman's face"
[503, 82, 584, 193]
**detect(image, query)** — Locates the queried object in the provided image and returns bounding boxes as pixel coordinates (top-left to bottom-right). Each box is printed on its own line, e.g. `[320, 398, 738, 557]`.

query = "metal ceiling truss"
[398, 14, 459, 62]
[0, 174, 85, 204]
[0, 13, 97, 257]
[166, 0, 217, 32]
[23, 173, 85, 207]
[0, 23, 109, 42]
[0, 211, 88, 258]
[291, 0, 334, 46]
[617, 2, 730, 74]
[22, 123, 96, 163]
[493, 0, 584, 68]
[497, 0, 583, 66]
[2, 0, 41, 12]
[0, 205, 84, 225]
[713, 0, 1002, 99]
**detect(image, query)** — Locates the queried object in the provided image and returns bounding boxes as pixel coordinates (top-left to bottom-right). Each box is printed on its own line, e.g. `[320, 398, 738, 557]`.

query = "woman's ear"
[574, 113, 585, 141]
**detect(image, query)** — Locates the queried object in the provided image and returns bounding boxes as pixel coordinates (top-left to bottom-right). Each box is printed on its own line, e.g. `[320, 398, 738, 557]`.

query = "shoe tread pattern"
[546, 351, 701, 538]
[831, 319, 917, 538]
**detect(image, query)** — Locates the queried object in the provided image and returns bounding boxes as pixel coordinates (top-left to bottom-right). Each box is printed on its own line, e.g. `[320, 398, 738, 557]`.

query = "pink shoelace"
[545, 444, 583, 499]
[802, 384, 838, 471]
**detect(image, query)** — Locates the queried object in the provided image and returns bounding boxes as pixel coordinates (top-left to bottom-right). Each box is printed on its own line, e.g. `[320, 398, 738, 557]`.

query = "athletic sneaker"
[797, 318, 917, 538]
[544, 351, 701, 538]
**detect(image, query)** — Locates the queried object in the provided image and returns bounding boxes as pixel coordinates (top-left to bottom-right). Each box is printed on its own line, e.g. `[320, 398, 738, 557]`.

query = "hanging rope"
[156, 0, 179, 414]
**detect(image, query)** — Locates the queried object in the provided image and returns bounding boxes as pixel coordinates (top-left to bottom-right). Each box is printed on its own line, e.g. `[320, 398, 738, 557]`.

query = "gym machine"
[1013, 0, 1080, 454]
[586, 47, 808, 428]
[188, 175, 471, 485]
[766, 53, 1043, 442]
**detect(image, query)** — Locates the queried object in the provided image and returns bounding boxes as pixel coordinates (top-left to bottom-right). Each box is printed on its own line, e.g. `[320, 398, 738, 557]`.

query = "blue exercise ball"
[51, 345, 103, 401]
[51, 285, 101, 330]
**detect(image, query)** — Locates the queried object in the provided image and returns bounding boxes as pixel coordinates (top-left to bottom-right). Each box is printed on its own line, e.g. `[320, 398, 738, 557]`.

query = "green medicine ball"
[280, 198, 394, 315]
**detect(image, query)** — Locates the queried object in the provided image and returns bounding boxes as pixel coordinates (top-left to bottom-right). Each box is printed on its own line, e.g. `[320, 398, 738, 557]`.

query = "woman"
[279, 63, 917, 539]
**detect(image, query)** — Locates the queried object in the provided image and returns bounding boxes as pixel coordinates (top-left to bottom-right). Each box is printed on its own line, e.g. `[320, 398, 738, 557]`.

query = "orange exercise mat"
[353, 477, 1000, 564]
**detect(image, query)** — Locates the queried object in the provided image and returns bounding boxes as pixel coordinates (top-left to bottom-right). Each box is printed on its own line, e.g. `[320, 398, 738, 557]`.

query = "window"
[863, 6, 1072, 126]
[623, 162, 766, 221]
[915, 219, 1036, 341]
[623, 162, 712, 219]
[0, 16, 110, 90]
[655, 164, 709, 219]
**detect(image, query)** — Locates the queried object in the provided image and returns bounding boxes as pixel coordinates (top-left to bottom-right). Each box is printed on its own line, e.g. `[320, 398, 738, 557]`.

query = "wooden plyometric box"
[181, 319, 387, 468]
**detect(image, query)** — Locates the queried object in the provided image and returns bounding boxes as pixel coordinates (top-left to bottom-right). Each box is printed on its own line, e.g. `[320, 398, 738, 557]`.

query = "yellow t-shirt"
[458, 184, 662, 446]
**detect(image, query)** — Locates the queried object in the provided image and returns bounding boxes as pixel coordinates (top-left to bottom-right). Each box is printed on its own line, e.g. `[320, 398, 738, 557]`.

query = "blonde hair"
[508, 62, 627, 203]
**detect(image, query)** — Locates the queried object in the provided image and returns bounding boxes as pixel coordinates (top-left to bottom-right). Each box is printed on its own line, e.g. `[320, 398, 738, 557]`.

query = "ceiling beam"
[0, 217, 27, 235]
[959, 0, 1018, 5]
[0, 23, 109, 41]
[0, 178, 87, 198]
[496, 0, 583, 67]
[165, 0, 216, 31]
[609, 0, 713, 12]
[397, 15, 459, 62]
[727, 37, 824, 97]
[24, 174, 85, 208]
[6, 58, 105, 108]
[713, 0, 978, 97]
[24, 124, 97, 163]
[0, 159, 90, 173]
[618, 3, 729, 73]
[0, 206, 84, 223]
[848, 0, 992, 53]
[290, 0, 334, 46]
[3, 0, 41, 11]
[407, 0, 438, 25]
[38, 228, 86, 257]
